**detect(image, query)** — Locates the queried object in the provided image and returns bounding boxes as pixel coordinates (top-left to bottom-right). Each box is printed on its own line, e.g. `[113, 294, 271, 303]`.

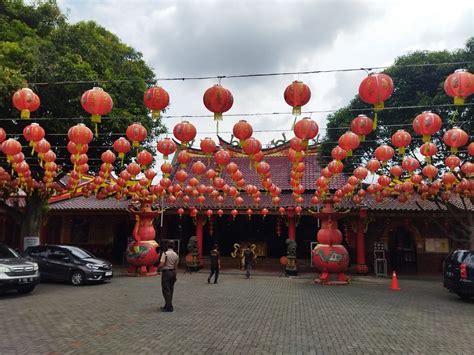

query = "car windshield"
[60, 246, 94, 259]
[0, 245, 19, 258]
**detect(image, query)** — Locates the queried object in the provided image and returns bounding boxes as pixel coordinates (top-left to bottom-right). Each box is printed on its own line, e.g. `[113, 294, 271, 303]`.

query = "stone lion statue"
[187, 236, 199, 256]
[286, 239, 297, 258]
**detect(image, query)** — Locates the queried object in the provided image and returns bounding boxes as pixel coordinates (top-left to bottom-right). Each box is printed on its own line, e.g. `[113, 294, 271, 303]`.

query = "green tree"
[0, 0, 165, 241]
[320, 38, 474, 247]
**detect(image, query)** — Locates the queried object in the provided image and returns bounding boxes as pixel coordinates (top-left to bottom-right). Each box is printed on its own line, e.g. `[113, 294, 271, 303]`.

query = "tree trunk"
[20, 192, 47, 244]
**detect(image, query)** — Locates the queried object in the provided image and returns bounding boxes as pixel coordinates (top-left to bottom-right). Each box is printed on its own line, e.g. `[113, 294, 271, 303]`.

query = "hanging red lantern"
[161, 162, 173, 176]
[126, 123, 147, 148]
[338, 131, 360, 156]
[419, 142, 438, 163]
[113, 137, 131, 165]
[444, 69, 473, 106]
[206, 209, 213, 219]
[347, 176, 358, 186]
[242, 137, 261, 157]
[81, 87, 113, 136]
[0, 128, 5, 143]
[328, 160, 344, 174]
[366, 159, 381, 173]
[284, 81, 311, 116]
[401, 156, 419, 174]
[246, 208, 253, 219]
[390, 165, 403, 177]
[331, 146, 347, 162]
[422, 164, 438, 180]
[43, 150, 56, 163]
[101, 150, 116, 164]
[136, 150, 153, 168]
[68, 123, 93, 149]
[206, 169, 217, 180]
[294, 117, 318, 146]
[358, 73, 394, 129]
[175, 169, 188, 183]
[23, 122, 45, 146]
[231, 209, 238, 220]
[203, 84, 233, 132]
[445, 155, 461, 170]
[173, 121, 197, 145]
[177, 150, 192, 167]
[157, 138, 177, 160]
[374, 145, 395, 164]
[233, 120, 253, 145]
[127, 163, 141, 177]
[256, 161, 270, 176]
[143, 86, 169, 118]
[443, 127, 469, 154]
[353, 166, 368, 180]
[461, 162, 473, 178]
[468, 142, 474, 156]
[287, 148, 304, 165]
[412, 111, 443, 143]
[12, 88, 40, 119]
[391, 130, 412, 155]
[289, 137, 306, 153]
[191, 161, 206, 177]
[200, 137, 217, 156]
[177, 208, 185, 218]
[214, 149, 231, 169]
[442, 172, 456, 188]
[350, 114, 373, 141]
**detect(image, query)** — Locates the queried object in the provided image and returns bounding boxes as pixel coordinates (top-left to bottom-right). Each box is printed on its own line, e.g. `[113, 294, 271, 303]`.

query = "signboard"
[425, 238, 449, 253]
[23, 236, 40, 251]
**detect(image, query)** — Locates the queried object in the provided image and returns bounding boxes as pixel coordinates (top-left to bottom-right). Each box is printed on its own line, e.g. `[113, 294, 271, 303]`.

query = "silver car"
[0, 243, 40, 294]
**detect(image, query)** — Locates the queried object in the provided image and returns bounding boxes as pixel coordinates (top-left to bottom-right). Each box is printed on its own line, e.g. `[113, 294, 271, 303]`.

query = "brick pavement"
[0, 271, 473, 354]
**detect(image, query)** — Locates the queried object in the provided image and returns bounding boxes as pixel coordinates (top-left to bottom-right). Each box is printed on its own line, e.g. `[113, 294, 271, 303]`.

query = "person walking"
[158, 241, 179, 312]
[208, 244, 220, 284]
[243, 244, 255, 279]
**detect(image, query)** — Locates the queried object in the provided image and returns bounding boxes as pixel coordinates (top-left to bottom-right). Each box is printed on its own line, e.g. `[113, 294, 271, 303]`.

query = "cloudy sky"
[57, 0, 473, 149]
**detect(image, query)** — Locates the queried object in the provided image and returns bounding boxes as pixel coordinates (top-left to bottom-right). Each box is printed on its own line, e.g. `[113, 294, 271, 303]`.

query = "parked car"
[23, 245, 113, 286]
[0, 243, 40, 294]
[443, 250, 474, 300]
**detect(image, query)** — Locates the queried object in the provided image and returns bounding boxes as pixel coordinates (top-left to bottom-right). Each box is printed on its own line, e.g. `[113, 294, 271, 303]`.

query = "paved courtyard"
[1, 271, 473, 354]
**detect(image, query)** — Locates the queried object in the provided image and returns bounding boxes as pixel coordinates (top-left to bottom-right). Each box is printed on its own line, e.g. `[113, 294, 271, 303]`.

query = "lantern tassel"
[373, 112, 378, 130]
[20, 109, 30, 119]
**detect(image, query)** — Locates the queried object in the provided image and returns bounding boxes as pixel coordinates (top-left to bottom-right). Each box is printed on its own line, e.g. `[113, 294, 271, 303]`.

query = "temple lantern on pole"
[293, 117, 318, 147]
[412, 111, 442, 143]
[233, 120, 253, 146]
[81, 87, 113, 136]
[391, 129, 412, 155]
[126, 123, 147, 148]
[284, 81, 311, 116]
[203, 84, 233, 133]
[144, 86, 169, 119]
[157, 138, 177, 160]
[419, 142, 438, 163]
[443, 127, 469, 154]
[374, 145, 395, 165]
[350, 114, 373, 141]
[173, 121, 197, 147]
[12, 88, 40, 119]
[338, 131, 360, 157]
[113, 137, 131, 166]
[444, 69, 473, 106]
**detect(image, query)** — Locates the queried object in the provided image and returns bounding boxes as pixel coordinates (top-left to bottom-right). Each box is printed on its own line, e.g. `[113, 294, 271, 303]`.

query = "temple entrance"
[388, 226, 417, 274]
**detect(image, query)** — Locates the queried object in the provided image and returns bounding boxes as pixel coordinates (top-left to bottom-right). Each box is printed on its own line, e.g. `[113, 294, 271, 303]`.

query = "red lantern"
[468, 142, 474, 156]
[284, 81, 311, 116]
[444, 69, 473, 106]
[331, 146, 347, 162]
[157, 138, 177, 160]
[161, 162, 173, 176]
[366, 159, 381, 173]
[289, 137, 306, 152]
[353, 166, 368, 180]
[350, 114, 373, 141]
[43, 150, 56, 163]
[442, 172, 456, 188]
[419, 142, 437, 163]
[358, 73, 394, 129]
[231, 209, 238, 220]
[287, 148, 304, 165]
[113, 137, 131, 165]
[206, 209, 213, 219]
[443, 127, 469, 154]
[23, 123, 45, 143]
[127, 163, 141, 177]
[101, 150, 116, 164]
[461, 162, 473, 178]
[177, 208, 185, 218]
[175, 169, 188, 183]
[81, 87, 113, 135]
[294, 117, 318, 144]
[422, 164, 438, 180]
[214, 149, 231, 169]
[206, 169, 217, 180]
[391, 130, 412, 155]
[401, 156, 419, 174]
[136, 150, 153, 168]
[0, 128, 5, 143]
[177, 150, 192, 166]
[256, 161, 270, 176]
[173, 121, 197, 145]
[338, 131, 360, 156]
[242, 137, 261, 157]
[12, 88, 40, 119]
[374, 145, 394, 164]
[445, 155, 461, 170]
[328, 160, 344, 174]
[233, 120, 253, 145]
[246, 208, 253, 219]
[126, 123, 147, 148]
[191, 161, 206, 177]
[68, 123, 93, 148]
[203, 84, 233, 122]
[413, 111, 442, 142]
[144, 86, 169, 118]
[390, 165, 403, 177]
[200, 137, 217, 156]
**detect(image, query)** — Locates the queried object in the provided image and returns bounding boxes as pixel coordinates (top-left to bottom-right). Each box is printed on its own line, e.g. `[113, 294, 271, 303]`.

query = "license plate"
[18, 278, 32, 284]
[105, 271, 112, 276]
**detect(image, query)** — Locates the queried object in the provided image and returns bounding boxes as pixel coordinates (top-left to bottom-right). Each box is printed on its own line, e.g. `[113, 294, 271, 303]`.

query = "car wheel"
[70, 270, 85, 286]
[457, 292, 473, 300]
[17, 284, 36, 294]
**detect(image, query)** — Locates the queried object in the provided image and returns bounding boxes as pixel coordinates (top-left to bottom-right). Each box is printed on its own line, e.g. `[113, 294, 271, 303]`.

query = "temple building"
[1, 138, 472, 275]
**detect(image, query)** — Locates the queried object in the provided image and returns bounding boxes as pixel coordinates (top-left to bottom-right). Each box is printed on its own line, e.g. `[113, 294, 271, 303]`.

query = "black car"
[0, 243, 40, 294]
[24, 245, 113, 286]
[443, 250, 474, 300]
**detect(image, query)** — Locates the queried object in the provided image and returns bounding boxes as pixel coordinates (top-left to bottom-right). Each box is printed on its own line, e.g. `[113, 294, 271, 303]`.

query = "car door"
[46, 247, 73, 281]
[26, 246, 51, 278]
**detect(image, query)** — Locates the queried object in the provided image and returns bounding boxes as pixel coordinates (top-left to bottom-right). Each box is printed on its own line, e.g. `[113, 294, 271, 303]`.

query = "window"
[70, 218, 90, 244]
[28, 246, 48, 258]
[464, 253, 474, 267]
[49, 248, 70, 261]
[0, 245, 18, 258]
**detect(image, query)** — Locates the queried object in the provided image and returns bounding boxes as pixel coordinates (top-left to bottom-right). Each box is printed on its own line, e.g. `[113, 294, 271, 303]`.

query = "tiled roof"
[171, 154, 346, 191]
[49, 196, 131, 211]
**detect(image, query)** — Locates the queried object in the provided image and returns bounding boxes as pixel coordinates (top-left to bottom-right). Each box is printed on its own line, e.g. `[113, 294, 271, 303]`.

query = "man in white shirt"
[158, 241, 179, 312]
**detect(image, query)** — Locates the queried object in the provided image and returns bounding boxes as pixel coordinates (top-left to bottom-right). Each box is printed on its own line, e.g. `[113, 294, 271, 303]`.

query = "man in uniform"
[158, 241, 179, 312]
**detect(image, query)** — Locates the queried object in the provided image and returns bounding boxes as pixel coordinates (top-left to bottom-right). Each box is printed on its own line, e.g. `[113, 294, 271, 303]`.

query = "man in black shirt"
[243, 244, 255, 279]
[208, 244, 220, 284]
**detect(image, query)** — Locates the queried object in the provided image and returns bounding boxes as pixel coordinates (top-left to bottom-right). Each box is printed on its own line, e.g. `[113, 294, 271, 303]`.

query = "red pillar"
[355, 209, 369, 274]
[196, 215, 203, 260]
[288, 216, 296, 241]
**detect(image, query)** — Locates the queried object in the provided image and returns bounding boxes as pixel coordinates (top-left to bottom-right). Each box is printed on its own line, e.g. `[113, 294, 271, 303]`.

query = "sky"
[56, 0, 473, 155]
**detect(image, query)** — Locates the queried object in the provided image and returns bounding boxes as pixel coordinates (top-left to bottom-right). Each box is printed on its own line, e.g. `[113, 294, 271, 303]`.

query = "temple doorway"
[388, 226, 417, 274]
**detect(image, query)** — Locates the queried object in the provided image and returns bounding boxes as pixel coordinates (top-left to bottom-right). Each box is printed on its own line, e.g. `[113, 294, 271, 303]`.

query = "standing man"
[158, 241, 179, 312]
[208, 243, 220, 284]
[243, 244, 255, 279]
